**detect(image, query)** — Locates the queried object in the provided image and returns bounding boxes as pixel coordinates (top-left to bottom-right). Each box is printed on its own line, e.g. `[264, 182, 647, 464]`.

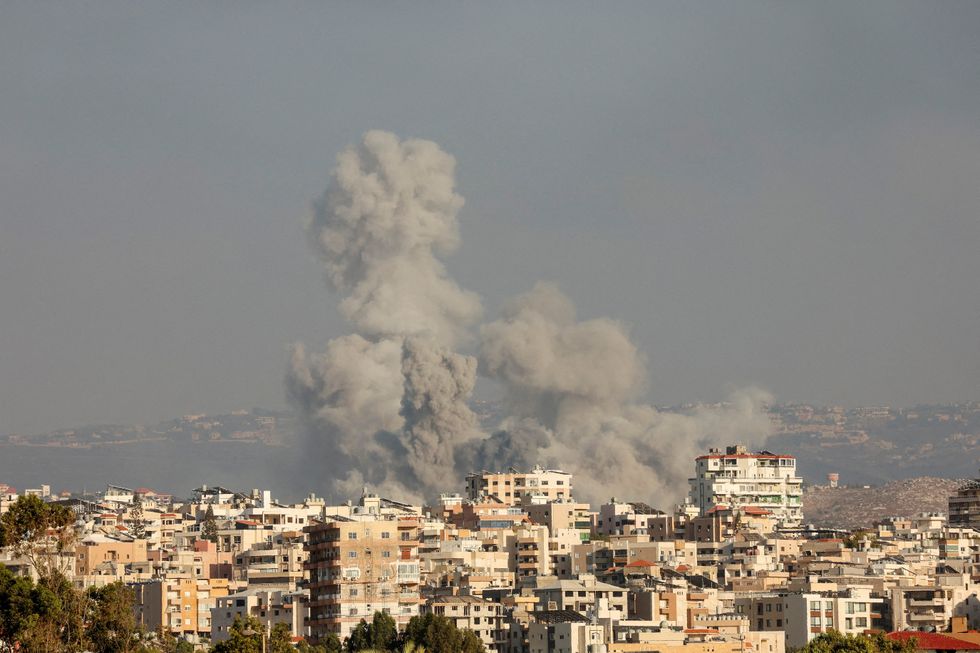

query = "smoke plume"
[288, 130, 771, 506]
[287, 131, 482, 501]
[477, 282, 772, 504]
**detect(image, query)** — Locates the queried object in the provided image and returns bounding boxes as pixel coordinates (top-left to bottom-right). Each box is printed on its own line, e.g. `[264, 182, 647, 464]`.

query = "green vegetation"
[202, 505, 219, 543]
[0, 495, 77, 582]
[332, 611, 484, 653]
[799, 631, 917, 653]
[130, 493, 146, 540]
[0, 565, 150, 653]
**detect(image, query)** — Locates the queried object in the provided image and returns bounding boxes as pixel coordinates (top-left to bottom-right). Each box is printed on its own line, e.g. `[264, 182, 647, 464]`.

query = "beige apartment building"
[211, 587, 309, 643]
[466, 466, 573, 506]
[75, 535, 149, 580]
[131, 576, 231, 640]
[305, 516, 421, 642]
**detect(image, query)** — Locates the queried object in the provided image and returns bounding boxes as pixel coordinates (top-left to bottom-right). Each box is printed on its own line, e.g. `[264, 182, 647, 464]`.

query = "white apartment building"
[735, 588, 883, 649]
[688, 445, 803, 527]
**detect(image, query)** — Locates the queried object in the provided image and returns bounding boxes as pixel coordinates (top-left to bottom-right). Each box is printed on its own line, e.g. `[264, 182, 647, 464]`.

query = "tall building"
[949, 477, 980, 527]
[464, 465, 572, 506]
[688, 444, 803, 527]
[305, 515, 420, 642]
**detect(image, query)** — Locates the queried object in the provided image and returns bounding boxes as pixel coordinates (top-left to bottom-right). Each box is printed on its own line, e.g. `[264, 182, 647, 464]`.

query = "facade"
[211, 588, 308, 643]
[466, 466, 573, 506]
[949, 479, 980, 528]
[305, 516, 421, 642]
[734, 588, 884, 649]
[131, 576, 231, 640]
[688, 445, 803, 527]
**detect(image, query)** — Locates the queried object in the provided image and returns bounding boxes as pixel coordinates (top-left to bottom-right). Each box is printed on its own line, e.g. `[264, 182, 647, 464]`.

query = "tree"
[0, 495, 77, 582]
[346, 619, 371, 653]
[269, 623, 294, 653]
[297, 632, 340, 653]
[0, 563, 86, 653]
[212, 615, 263, 653]
[369, 612, 398, 652]
[87, 581, 140, 653]
[799, 631, 917, 653]
[152, 628, 196, 653]
[202, 505, 219, 544]
[401, 614, 484, 653]
[344, 612, 399, 653]
[130, 492, 147, 540]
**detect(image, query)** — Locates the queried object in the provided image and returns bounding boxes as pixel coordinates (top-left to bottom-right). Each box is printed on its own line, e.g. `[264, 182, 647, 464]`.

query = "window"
[348, 532, 357, 539]
[811, 617, 821, 626]
[349, 551, 357, 558]
[381, 532, 391, 539]
[810, 601, 820, 610]
[856, 618, 868, 628]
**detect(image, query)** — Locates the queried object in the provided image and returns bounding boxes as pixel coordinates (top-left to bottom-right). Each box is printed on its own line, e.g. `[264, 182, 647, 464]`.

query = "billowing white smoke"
[288, 130, 771, 506]
[478, 282, 773, 504]
[287, 131, 481, 501]
[309, 129, 481, 345]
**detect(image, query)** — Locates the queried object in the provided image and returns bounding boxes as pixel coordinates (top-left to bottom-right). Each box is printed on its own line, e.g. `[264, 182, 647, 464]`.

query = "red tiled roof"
[625, 559, 657, 568]
[675, 564, 691, 572]
[887, 632, 980, 650]
[742, 507, 773, 516]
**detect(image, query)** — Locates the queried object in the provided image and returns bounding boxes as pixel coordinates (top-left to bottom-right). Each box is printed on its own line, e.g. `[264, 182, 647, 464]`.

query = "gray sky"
[1, 2, 978, 435]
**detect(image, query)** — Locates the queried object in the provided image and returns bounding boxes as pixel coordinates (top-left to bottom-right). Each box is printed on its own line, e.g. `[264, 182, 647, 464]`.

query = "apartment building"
[530, 576, 628, 615]
[466, 466, 573, 506]
[424, 595, 507, 652]
[305, 515, 421, 642]
[131, 576, 231, 640]
[75, 534, 148, 580]
[689, 445, 803, 527]
[234, 533, 306, 587]
[734, 588, 884, 649]
[211, 587, 308, 643]
[950, 480, 980, 529]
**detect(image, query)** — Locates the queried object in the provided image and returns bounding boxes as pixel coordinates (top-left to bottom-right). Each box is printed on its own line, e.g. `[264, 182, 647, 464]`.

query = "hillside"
[802, 477, 966, 529]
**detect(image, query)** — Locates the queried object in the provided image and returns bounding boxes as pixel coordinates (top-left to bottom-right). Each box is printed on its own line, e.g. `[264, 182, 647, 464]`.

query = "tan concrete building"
[305, 516, 421, 642]
[132, 576, 231, 640]
[466, 466, 573, 506]
[75, 535, 148, 579]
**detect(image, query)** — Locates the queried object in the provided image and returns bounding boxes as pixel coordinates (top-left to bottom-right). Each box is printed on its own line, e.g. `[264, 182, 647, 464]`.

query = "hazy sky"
[2, 2, 978, 435]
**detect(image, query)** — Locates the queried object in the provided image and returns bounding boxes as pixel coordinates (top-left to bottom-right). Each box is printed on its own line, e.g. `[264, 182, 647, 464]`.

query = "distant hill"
[802, 477, 966, 529]
[766, 403, 980, 485]
[2, 402, 978, 504]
